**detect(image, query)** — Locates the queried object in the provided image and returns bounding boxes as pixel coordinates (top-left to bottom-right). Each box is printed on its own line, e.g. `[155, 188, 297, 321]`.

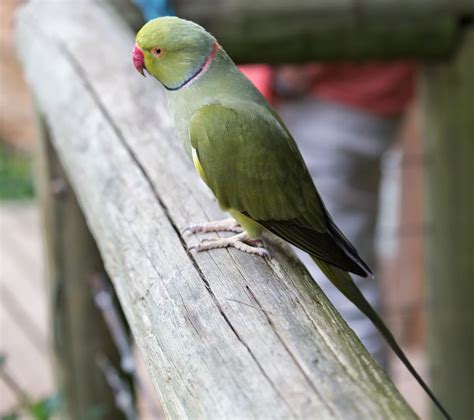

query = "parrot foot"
[188, 232, 269, 258]
[182, 218, 243, 235]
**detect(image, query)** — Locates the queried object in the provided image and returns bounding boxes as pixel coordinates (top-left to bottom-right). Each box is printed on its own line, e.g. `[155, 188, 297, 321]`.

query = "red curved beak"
[132, 43, 145, 77]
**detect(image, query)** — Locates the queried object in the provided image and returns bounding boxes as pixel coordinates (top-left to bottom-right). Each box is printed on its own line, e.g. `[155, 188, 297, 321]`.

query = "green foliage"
[0, 394, 62, 420]
[0, 352, 61, 420]
[0, 142, 34, 199]
[28, 394, 62, 420]
[0, 414, 18, 420]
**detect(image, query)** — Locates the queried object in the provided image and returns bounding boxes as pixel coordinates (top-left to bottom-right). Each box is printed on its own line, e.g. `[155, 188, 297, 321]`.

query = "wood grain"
[16, 2, 416, 418]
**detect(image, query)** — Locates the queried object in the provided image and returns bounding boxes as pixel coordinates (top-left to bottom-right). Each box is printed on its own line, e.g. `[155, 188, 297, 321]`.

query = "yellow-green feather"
[192, 145, 263, 238]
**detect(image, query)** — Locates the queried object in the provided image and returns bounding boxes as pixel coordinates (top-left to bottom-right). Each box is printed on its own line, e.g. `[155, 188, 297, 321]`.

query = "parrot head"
[133, 17, 218, 90]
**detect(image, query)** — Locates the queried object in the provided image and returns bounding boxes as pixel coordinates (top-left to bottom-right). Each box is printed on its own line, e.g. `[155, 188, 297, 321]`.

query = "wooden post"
[173, 0, 465, 62]
[35, 113, 129, 419]
[422, 29, 474, 419]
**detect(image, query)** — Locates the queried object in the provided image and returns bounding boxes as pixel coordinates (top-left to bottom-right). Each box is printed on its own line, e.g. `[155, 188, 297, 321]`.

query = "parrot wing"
[189, 102, 370, 276]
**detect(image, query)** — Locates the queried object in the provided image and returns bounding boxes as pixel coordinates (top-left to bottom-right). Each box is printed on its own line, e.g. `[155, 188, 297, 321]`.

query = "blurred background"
[1, 0, 53, 416]
[1, 0, 472, 419]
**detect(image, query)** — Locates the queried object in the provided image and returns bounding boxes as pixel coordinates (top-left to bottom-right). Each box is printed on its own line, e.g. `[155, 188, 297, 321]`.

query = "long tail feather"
[314, 258, 451, 419]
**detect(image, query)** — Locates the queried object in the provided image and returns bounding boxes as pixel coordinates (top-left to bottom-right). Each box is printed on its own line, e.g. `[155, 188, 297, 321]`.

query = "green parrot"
[133, 17, 450, 418]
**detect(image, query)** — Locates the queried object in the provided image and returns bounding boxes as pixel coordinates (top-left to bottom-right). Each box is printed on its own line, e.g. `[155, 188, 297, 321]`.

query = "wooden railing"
[15, 0, 473, 418]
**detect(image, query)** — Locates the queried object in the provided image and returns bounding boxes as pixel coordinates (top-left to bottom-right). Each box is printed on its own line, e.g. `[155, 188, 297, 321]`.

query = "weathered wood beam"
[173, 0, 472, 62]
[34, 112, 128, 419]
[422, 29, 474, 419]
[17, 1, 416, 418]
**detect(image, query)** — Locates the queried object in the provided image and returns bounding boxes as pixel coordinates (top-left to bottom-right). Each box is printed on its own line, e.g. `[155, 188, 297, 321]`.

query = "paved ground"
[0, 202, 53, 413]
[0, 201, 427, 418]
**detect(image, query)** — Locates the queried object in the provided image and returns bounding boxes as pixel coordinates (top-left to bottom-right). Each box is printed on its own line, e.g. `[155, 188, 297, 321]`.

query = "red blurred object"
[239, 64, 274, 102]
[239, 61, 418, 117]
[309, 62, 418, 117]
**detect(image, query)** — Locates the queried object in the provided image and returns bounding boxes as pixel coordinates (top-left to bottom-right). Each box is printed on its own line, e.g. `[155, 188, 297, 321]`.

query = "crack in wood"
[244, 284, 335, 417]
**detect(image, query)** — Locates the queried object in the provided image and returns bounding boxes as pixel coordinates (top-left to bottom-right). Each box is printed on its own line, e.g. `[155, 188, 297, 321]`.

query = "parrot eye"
[151, 47, 164, 57]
